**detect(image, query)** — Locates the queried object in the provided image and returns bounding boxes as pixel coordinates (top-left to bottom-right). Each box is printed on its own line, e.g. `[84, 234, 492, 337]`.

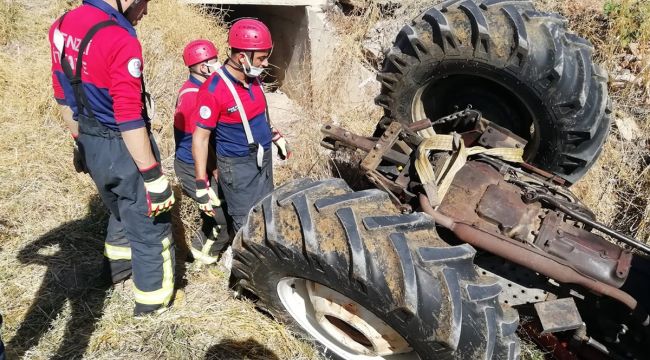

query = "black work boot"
[190, 227, 224, 265]
[133, 303, 169, 318]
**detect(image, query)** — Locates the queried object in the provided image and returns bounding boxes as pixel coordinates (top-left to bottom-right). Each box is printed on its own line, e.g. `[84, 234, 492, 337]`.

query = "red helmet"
[183, 40, 218, 67]
[228, 19, 272, 51]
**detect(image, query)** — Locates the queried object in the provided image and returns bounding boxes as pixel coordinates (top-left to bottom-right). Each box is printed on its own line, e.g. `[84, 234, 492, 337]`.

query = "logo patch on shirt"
[53, 28, 64, 53]
[127, 58, 142, 78]
[227, 105, 239, 114]
[200, 106, 212, 119]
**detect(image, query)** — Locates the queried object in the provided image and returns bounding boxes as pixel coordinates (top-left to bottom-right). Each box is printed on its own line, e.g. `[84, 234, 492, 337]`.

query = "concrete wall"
[306, 6, 378, 108]
[212, 4, 312, 97]
[262, 5, 311, 97]
[183, 1, 376, 108]
[305, 6, 335, 90]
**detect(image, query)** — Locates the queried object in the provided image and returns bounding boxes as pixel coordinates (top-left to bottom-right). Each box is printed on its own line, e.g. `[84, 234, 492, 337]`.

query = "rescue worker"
[192, 18, 291, 234]
[48, 0, 176, 316]
[174, 40, 229, 264]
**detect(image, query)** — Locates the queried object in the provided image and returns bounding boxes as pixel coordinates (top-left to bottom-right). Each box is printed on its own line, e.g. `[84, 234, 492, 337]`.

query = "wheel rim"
[277, 277, 420, 360]
[411, 72, 540, 160]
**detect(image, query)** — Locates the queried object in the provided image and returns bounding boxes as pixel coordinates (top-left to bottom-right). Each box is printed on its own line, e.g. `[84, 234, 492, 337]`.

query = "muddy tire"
[231, 179, 520, 359]
[375, 0, 611, 184]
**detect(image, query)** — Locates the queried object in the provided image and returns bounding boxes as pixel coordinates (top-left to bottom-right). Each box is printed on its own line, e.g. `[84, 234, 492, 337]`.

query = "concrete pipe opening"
[187, 0, 332, 97]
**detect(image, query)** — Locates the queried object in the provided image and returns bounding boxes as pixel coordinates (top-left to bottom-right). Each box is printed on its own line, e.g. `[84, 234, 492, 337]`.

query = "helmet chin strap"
[190, 70, 209, 80]
[225, 57, 245, 73]
[190, 61, 220, 79]
[226, 52, 263, 78]
[117, 0, 138, 16]
[116, 0, 124, 14]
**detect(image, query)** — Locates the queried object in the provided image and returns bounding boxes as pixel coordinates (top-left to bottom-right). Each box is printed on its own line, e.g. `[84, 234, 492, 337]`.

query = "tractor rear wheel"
[231, 179, 520, 359]
[375, 0, 611, 184]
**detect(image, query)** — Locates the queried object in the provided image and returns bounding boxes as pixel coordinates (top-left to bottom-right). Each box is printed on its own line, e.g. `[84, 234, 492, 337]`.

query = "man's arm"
[192, 126, 221, 216]
[59, 104, 87, 173]
[107, 35, 157, 169]
[123, 126, 174, 217]
[189, 81, 221, 215]
[58, 105, 78, 138]
[192, 127, 211, 181]
[122, 127, 157, 170]
[190, 85, 219, 180]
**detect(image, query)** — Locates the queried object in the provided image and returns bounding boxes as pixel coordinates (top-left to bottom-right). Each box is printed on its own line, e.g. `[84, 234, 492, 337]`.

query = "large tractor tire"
[231, 179, 520, 359]
[375, 0, 611, 184]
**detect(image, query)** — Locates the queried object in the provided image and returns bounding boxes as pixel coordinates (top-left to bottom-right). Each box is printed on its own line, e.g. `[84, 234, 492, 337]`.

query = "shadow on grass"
[5, 188, 201, 358]
[6, 196, 109, 359]
[205, 338, 280, 360]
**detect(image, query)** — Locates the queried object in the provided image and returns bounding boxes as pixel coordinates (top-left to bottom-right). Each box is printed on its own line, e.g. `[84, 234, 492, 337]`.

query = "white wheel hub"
[277, 277, 419, 360]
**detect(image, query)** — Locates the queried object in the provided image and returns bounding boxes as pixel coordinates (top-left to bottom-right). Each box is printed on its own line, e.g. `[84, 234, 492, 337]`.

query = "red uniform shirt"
[49, 0, 146, 132]
[173, 76, 203, 164]
[192, 67, 272, 157]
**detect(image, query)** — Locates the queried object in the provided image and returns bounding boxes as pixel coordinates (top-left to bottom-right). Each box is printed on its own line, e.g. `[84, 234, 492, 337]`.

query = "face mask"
[193, 61, 220, 78]
[204, 61, 221, 74]
[241, 54, 264, 78]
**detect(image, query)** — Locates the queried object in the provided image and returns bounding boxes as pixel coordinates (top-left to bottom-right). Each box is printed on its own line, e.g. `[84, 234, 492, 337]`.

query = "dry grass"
[0, 0, 319, 359]
[273, 2, 389, 186]
[0, 0, 25, 46]
[1, 0, 649, 359]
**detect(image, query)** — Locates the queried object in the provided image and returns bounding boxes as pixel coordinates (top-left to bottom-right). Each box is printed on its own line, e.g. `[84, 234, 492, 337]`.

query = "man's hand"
[195, 178, 221, 216]
[271, 127, 292, 160]
[141, 163, 175, 217]
[211, 168, 219, 183]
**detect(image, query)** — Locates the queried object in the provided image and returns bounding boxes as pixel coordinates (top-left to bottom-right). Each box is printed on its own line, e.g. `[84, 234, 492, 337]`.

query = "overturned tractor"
[230, 1, 649, 359]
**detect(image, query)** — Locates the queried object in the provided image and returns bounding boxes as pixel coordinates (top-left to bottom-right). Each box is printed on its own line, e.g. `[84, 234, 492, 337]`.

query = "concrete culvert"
[186, 0, 332, 97]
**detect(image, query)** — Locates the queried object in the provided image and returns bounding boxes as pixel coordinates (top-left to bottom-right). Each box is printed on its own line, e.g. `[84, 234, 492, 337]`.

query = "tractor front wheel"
[231, 179, 520, 359]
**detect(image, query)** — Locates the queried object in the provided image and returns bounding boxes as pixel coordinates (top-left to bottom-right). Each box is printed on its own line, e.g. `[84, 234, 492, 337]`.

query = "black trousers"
[217, 149, 274, 233]
[77, 115, 174, 312]
[174, 158, 230, 252]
